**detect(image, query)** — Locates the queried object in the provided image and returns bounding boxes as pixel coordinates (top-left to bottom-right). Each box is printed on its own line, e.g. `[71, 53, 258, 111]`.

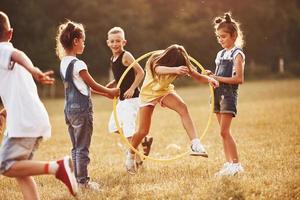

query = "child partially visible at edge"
[125, 44, 219, 174]
[208, 12, 245, 176]
[0, 11, 78, 199]
[106, 27, 153, 168]
[55, 20, 119, 191]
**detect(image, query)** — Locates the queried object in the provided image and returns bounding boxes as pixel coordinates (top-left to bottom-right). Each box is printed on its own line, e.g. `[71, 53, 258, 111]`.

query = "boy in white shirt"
[0, 11, 78, 199]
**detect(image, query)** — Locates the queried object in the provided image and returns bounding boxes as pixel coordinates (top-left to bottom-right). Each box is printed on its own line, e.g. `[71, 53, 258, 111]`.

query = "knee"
[176, 102, 188, 116]
[220, 130, 230, 139]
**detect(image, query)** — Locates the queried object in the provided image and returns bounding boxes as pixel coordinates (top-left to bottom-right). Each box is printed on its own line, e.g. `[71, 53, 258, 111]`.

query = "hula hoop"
[113, 50, 214, 162]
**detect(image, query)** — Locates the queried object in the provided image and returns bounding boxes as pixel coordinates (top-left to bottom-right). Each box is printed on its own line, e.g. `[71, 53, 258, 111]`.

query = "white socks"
[46, 161, 59, 174]
[191, 138, 201, 145]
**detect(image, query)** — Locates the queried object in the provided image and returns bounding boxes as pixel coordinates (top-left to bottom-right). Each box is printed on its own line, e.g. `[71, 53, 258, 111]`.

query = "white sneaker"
[79, 181, 101, 192]
[216, 163, 244, 176]
[125, 151, 136, 174]
[190, 139, 208, 157]
[214, 162, 231, 177]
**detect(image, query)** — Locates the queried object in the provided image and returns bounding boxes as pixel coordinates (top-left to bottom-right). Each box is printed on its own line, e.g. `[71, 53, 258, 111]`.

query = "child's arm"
[122, 52, 144, 99]
[11, 49, 55, 85]
[155, 65, 189, 75]
[106, 69, 116, 88]
[92, 71, 116, 98]
[212, 54, 244, 84]
[79, 70, 119, 98]
[189, 69, 219, 88]
[91, 89, 115, 99]
[205, 69, 214, 76]
[106, 80, 116, 88]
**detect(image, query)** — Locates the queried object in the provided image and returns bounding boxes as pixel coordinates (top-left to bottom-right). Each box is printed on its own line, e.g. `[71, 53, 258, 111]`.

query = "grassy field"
[0, 79, 299, 200]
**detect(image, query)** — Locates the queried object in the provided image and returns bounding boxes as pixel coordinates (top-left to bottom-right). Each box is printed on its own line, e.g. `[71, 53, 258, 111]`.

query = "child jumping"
[0, 11, 78, 199]
[106, 27, 153, 167]
[209, 12, 245, 176]
[126, 44, 219, 174]
[56, 20, 119, 190]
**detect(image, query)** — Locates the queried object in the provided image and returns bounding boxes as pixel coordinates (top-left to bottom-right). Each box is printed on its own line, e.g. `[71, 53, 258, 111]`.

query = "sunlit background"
[1, 0, 299, 91]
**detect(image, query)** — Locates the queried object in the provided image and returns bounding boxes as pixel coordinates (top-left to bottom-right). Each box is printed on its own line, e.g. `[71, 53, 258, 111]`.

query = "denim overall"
[214, 48, 242, 117]
[61, 59, 93, 184]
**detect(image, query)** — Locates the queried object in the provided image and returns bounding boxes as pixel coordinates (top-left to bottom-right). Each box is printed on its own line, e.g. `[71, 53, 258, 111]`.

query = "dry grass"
[0, 79, 299, 200]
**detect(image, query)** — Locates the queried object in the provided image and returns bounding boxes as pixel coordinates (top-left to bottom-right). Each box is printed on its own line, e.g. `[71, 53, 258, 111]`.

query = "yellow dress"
[140, 60, 177, 103]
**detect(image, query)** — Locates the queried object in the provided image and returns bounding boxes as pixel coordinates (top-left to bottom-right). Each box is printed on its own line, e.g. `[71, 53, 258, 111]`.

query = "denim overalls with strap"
[214, 48, 243, 116]
[60, 59, 93, 184]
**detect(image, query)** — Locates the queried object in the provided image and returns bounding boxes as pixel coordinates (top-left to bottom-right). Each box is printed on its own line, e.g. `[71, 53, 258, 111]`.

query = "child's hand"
[175, 66, 189, 75]
[108, 88, 120, 98]
[33, 69, 55, 85]
[124, 88, 134, 99]
[208, 77, 219, 88]
[205, 70, 214, 76]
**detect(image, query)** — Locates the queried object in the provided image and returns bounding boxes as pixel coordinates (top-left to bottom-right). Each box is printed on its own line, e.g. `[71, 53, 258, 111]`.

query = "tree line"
[1, 0, 299, 82]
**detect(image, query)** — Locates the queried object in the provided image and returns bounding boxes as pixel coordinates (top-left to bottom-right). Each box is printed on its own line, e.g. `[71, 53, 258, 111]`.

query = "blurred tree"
[0, 0, 299, 83]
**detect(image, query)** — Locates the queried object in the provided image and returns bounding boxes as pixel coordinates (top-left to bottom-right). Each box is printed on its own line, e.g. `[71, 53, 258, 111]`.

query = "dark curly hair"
[55, 20, 85, 59]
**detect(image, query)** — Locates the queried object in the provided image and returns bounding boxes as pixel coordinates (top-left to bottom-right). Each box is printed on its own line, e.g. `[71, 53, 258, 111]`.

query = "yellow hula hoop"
[113, 50, 214, 162]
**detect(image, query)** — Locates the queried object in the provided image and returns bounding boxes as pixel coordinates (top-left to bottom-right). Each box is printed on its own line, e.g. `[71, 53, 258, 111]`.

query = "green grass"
[0, 79, 299, 199]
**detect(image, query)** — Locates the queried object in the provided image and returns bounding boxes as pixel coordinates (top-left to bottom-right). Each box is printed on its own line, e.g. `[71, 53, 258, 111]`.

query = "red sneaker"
[55, 156, 78, 196]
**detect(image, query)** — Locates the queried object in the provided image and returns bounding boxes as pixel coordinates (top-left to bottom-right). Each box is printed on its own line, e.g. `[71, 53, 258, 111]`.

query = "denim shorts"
[213, 86, 238, 117]
[0, 136, 42, 174]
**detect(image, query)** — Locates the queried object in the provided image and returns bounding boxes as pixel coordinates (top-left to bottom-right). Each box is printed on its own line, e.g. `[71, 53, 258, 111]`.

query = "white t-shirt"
[60, 56, 89, 96]
[0, 42, 51, 139]
[215, 46, 245, 76]
[215, 46, 245, 66]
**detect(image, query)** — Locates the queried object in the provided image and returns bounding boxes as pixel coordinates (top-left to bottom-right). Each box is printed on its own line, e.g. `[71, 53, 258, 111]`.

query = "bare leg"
[3, 157, 77, 197]
[161, 93, 197, 140]
[130, 106, 154, 153]
[16, 176, 40, 200]
[218, 113, 239, 163]
[216, 113, 230, 162]
[3, 161, 48, 177]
